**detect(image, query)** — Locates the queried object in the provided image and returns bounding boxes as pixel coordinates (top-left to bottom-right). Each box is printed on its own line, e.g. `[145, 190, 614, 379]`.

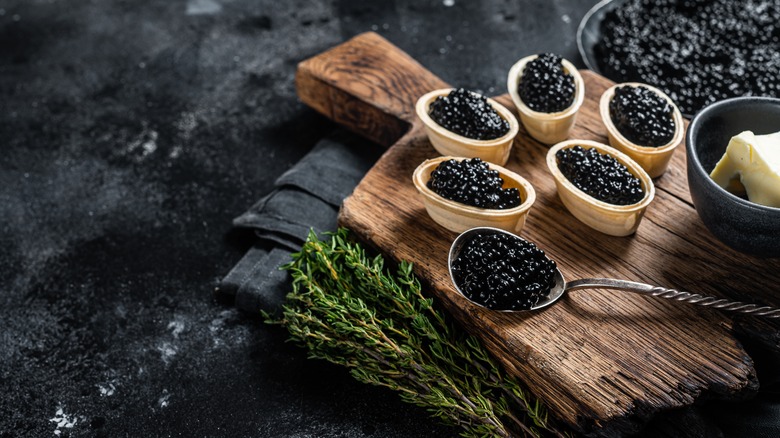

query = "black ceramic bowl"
[686, 97, 780, 258]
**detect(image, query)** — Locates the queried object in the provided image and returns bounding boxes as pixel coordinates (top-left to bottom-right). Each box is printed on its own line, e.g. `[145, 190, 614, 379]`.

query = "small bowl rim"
[412, 156, 536, 218]
[546, 139, 655, 212]
[686, 96, 780, 213]
[507, 54, 586, 120]
[415, 88, 520, 147]
[600, 82, 684, 154]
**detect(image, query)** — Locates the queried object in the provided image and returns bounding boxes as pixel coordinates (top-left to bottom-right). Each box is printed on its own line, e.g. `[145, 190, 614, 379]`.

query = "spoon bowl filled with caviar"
[416, 88, 519, 166]
[599, 83, 684, 178]
[449, 227, 780, 317]
[546, 140, 655, 236]
[507, 53, 585, 145]
[412, 156, 535, 234]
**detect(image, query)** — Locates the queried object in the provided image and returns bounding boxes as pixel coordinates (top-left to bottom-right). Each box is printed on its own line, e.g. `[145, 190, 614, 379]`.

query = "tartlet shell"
[413, 156, 536, 234]
[599, 82, 685, 178]
[507, 55, 585, 145]
[546, 140, 655, 236]
[416, 89, 519, 166]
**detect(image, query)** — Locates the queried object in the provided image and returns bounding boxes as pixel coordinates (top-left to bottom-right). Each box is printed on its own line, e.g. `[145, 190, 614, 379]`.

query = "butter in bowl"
[415, 88, 519, 166]
[412, 156, 535, 234]
[546, 140, 655, 236]
[709, 130, 780, 208]
[599, 82, 684, 178]
[507, 53, 585, 145]
[686, 96, 780, 257]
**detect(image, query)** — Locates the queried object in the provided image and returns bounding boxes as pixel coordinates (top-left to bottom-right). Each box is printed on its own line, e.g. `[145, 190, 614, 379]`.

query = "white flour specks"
[186, 0, 222, 15]
[167, 316, 186, 339]
[50, 406, 80, 436]
[155, 316, 187, 364]
[168, 111, 197, 159]
[208, 309, 241, 348]
[114, 303, 127, 319]
[169, 145, 183, 159]
[97, 371, 120, 397]
[157, 341, 178, 366]
[126, 126, 159, 161]
[158, 389, 171, 408]
[175, 111, 197, 140]
[97, 382, 116, 397]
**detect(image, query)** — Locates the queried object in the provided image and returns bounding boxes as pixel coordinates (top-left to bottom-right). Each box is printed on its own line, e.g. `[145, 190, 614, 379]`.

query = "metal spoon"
[448, 227, 780, 318]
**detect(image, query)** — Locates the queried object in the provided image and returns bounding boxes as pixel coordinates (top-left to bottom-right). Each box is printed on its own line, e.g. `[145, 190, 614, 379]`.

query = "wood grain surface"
[296, 32, 447, 147]
[296, 32, 780, 436]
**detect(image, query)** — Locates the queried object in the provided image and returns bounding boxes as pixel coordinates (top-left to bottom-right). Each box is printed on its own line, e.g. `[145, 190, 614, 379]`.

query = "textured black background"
[2, 1, 774, 437]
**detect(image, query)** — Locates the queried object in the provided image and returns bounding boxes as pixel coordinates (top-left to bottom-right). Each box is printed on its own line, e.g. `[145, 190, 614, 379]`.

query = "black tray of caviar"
[576, 0, 620, 76]
[577, 0, 780, 117]
[577, 0, 697, 115]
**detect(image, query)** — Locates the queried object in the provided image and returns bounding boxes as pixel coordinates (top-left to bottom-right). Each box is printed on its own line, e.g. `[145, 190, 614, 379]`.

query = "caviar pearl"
[428, 158, 521, 210]
[428, 88, 510, 140]
[451, 231, 557, 311]
[519, 53, 576, 113]
[556, 146, 644, 206]
[609, 85, 675, 147]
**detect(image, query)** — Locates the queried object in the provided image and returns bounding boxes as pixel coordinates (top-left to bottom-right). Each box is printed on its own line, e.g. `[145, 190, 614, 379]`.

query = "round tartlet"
[546, 140, 655, 236]
[599, 82, 684, 178]
[413, 156, 535, 233]
[416, 89, 519, 166]
[507, 54, 585, 145]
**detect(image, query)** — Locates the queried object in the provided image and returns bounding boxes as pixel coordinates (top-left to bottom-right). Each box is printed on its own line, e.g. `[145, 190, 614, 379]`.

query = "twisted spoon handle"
[567, 278, 780, 318]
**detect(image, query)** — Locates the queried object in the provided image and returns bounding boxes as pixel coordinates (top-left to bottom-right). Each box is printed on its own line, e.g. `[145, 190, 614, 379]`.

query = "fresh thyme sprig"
[267, 228, 569, 438]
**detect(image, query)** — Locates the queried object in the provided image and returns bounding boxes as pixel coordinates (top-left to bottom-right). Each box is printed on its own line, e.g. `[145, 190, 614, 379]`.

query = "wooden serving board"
[296, 32, 780, 435]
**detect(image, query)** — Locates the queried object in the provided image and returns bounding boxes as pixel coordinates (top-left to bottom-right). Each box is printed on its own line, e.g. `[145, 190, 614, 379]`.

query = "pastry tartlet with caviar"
[412, 156, 535, 233]
[546, 140, 655, 236]
[416, 88, 519, 165]
[508, 53, 585, 145]
[600, 82, 684, 178]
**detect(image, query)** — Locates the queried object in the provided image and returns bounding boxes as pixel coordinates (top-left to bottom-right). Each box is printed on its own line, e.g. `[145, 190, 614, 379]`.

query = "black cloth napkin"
[215, 130, 382, 313]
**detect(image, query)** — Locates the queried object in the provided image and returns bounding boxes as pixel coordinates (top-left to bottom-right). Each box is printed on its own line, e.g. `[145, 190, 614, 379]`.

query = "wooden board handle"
[296, 32, 449, 147]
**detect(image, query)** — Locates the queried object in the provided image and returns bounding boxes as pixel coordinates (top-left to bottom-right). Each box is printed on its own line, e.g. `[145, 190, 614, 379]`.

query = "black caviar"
[428, 88, 510, 140]
[428, 158, 521, 209]
[519, 53, 576, 113]
[609, 85, 675, 147]
[595, 0, 780, 115]
[556, 146, 644, 206]
[451, 231, 557, 311]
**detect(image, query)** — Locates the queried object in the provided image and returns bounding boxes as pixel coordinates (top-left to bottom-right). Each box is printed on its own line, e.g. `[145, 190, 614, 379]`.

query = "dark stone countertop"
[2, 1, 777, 437]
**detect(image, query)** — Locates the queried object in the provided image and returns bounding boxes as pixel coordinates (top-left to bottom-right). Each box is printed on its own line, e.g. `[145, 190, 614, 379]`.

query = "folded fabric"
[216, 130, 382, 313]
[220, 246, 292, 313]
[234, 187, 339, 252]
